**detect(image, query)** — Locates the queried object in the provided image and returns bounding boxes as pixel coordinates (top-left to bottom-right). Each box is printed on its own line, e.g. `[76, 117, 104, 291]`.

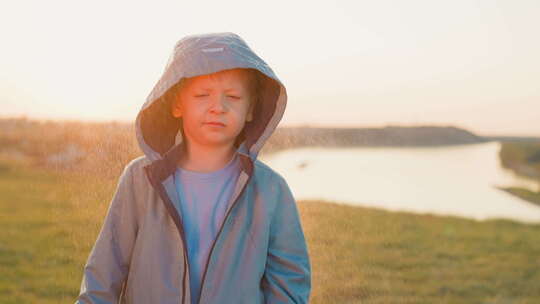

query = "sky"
[1, 0, 539, 136]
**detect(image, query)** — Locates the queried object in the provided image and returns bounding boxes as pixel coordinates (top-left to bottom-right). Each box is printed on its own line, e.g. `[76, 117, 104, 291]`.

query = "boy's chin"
[199, 137, 239, 149]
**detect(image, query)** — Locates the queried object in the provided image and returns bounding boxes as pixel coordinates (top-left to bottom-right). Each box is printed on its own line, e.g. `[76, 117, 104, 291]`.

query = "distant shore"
[1, 117, 539, 185]
[497, 141, 540, 206]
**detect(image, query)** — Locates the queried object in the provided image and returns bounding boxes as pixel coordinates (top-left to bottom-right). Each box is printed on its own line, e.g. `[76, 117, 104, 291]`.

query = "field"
[2, 157, 540, 303]
[2, 118, 540, 303]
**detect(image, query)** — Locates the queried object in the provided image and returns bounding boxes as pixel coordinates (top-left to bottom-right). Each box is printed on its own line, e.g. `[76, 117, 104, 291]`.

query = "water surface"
[260, 142, 540, 223]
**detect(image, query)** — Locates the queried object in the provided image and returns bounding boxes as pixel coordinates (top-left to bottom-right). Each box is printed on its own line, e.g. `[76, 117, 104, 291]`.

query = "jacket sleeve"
[262, 175, 311, 304]
[75, 162, 139, 304]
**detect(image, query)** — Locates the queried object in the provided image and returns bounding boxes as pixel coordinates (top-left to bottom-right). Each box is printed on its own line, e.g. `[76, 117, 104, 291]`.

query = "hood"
[135, 32, 287, 163]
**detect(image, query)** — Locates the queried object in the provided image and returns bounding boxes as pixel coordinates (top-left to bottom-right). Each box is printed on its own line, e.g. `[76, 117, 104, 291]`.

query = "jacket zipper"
[145, 166, 191, 304]
[196, 171, 253, 304]
[157, 182, 191, 304]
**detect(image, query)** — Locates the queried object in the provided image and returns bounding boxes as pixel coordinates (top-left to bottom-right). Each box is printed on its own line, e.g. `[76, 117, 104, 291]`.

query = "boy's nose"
[209, 94, 227, 113]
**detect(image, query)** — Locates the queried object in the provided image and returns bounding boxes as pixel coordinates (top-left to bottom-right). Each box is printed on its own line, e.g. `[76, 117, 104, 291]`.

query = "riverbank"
[498, 141, 540, 206]
[499, 187, 540, 207]
[1, 159, 539, 303]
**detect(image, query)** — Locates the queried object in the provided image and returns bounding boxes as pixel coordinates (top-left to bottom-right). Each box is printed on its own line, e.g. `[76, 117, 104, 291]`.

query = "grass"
[1, 159, 540, 303]
[302, 201, 540, 303]
[498, 141, 540, 207]
[499, 142, 540, 176]
[0, 158, 117, 304]
[499, 187, 540, 207]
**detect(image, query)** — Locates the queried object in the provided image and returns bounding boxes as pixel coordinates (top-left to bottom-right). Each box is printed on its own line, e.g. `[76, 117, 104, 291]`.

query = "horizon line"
[1, 114, 538, 139]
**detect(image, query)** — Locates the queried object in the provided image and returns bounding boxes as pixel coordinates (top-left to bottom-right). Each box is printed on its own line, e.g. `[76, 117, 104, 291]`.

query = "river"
[259, 141, 540, 224]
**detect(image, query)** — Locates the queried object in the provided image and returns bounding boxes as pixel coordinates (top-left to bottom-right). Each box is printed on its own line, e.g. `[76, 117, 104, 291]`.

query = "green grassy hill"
[498, 141, 540, 206]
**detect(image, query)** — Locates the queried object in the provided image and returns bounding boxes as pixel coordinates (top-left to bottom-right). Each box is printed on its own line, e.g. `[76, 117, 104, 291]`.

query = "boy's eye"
[193, 94, 240, 99]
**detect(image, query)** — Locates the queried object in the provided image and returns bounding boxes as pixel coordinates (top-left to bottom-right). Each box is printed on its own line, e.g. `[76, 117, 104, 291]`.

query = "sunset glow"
[1, 0, 539, 136]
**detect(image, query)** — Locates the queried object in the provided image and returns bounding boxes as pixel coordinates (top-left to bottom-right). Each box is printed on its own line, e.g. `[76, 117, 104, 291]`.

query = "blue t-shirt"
[173, 152, 241, 304]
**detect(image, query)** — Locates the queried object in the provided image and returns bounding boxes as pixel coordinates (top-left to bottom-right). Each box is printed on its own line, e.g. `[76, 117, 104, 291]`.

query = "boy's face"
[171, 68, 255, 150]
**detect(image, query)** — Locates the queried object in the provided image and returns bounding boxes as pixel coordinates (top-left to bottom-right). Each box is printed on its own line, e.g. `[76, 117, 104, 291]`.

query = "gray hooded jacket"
[75, 32, 311, 304]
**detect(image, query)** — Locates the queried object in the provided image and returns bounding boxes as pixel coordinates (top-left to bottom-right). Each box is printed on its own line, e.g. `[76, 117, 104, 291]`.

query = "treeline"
[261, 125, 488, 154]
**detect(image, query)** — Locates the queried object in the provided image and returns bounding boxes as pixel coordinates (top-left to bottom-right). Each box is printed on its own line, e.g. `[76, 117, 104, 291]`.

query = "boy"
[76, 32, 311, 304]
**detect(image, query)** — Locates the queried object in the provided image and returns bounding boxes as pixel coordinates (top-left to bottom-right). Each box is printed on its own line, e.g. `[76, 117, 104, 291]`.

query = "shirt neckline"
[175, 153, 240, 181]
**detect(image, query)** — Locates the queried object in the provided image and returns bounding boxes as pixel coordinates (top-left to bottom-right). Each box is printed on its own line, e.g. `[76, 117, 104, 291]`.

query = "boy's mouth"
[204, 121, 226, 127]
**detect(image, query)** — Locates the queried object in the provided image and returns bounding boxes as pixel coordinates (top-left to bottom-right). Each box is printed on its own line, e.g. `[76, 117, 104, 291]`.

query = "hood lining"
[139, 69, 281, 158]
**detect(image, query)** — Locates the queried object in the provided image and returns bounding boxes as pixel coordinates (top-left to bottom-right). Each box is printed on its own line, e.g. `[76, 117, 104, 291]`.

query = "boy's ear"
[171, 99, 182, 118]
[172, 107, 182, 118]
[246, 100, 255, 122]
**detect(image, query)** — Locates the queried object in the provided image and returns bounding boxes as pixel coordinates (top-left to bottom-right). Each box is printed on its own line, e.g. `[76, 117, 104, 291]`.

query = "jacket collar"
[144, 141, 253, 184]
